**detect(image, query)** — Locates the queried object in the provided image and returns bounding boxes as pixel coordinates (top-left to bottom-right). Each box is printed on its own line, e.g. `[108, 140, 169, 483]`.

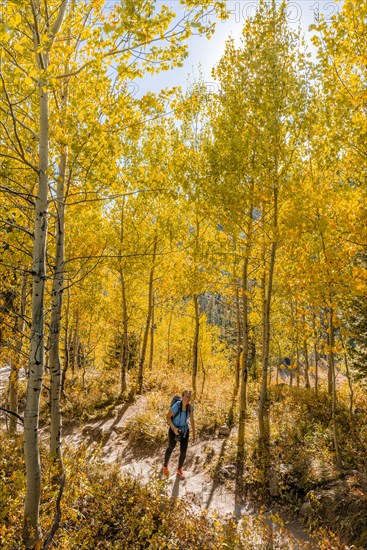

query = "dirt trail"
[63, 395, 318, 549]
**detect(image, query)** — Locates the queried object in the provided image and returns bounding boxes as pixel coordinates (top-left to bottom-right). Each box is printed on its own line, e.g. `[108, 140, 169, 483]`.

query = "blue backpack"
[170, 395, 190, 422]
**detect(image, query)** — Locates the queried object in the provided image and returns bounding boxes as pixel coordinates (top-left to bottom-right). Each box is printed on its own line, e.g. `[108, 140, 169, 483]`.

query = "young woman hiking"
[163, 390, 196, 480]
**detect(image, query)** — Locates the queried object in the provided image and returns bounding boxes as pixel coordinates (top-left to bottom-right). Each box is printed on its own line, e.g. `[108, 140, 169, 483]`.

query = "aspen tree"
[210, 1, 308, 475]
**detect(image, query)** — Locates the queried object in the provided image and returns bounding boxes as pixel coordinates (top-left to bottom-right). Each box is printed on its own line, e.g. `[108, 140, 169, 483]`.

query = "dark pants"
[164, 427, 189, 470]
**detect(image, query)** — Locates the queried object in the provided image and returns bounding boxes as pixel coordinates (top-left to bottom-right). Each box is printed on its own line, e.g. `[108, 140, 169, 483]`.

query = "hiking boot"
[163, 466, 169, 477]
[177, 468, 185, 480]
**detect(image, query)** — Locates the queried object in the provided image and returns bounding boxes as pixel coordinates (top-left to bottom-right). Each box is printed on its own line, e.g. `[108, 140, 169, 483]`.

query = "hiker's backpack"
[170, 395, 190, 422]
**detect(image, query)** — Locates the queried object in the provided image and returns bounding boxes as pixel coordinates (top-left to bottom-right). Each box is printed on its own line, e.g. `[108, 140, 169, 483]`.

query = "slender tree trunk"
[72, 312, 79, 375]
[250, 340, 257, 380]
[237, 255, 250, 472]
[167, 307, 174, 365]
[314, 343, 318, 395]
[304, 339, 310, 389]
[343, 351, 354, 416]
[120, 272, 129, 394]
[276, 342, 282, 386]
[237, 199, 254, 477]
[9, 273, 28, 434]
[296, 343, 300, 387]
[148, 294, 155, 370]
[23, 61, 50, 548]
[259, 186, 278, 450]
[81, 344, 86, 391]
[118, 202, 129, 394]
[329, 308, 342, 469]
[313, 312, 319, 395]
[23, 7, 67, 541]
[289, 353, 294, 387]
[191, 293, 200, 397]
[137, 237, 157, 393]
[235, 284, 241, 392]
[260, 255, 266, 378]
[61, 285, 70, 395]
[326, 328, 333, 396]
[49, 123, 67, 463]
[340, 332, 354, 415]
[200, 353, 206, 400]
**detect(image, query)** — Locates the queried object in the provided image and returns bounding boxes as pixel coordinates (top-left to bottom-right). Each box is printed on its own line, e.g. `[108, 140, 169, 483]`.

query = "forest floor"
[62, 394, 318, 549]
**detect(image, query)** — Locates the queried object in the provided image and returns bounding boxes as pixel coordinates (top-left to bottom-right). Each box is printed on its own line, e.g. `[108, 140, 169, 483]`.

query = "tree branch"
[0, 407, 24, 424]
[43, 472, 66, 550]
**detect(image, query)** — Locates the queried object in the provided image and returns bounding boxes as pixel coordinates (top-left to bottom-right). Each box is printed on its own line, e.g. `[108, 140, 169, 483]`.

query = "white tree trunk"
[259, 186, 278, 446]
[329, 308, 342, 469]
[23, 76, 49, 547]
[23, 3, 67, 544]
[304, 339, 310, 389]
[138, 237, 157, 393]
[119, 203, 129, 394]
[191, 293, 200, 397]
[49, 146, 67, 462]
[148, 293, 155, 370]
[235, 284, 241, 392]
[237, 255, 250, 473]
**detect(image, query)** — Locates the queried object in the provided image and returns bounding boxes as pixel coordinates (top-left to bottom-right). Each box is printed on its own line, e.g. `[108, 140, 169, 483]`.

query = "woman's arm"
[166, 410, 179, 435]
[190, 410, 196, 442]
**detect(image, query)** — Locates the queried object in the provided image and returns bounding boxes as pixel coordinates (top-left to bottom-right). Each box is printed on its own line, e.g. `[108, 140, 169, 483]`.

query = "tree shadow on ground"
[63, 399, 135, 450]
[203, 383, 239, 512]
[170, 475, 181, 500]
[123, 439, 165, 461]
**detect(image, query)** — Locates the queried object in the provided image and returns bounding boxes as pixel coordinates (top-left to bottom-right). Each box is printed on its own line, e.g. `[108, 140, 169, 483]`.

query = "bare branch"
[0, 218, 34, 238]
[0, 407, 24, 424]
[48, 0, 68, 49]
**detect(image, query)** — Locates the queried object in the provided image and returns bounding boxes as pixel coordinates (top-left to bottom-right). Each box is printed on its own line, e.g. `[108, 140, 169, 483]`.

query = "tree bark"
[118, 202, 129, 395]
[23, 61, 50, 549]
[61, 285, 70, 395]
[148, 293, 155, 371]
[314, 343, 318, 395]
[304, 339, 310, 389]
[49, 95, 68, 462]
[237, 254, 250, 473]
[235, 284, 241, 392]
[259, 186, 278, 449]
[120, 271, 129, 394]
[340, 331, 354, 415]
[23, 4, 67, 543]
[326, 332, 333, 396]
[137, 236, 157, 393]
[236, 196, 254, 478]
[167, 307, 174, 365]
[326, 327, 333, 396]
[289, 353, 294, 387]
[296, 342, 300, 387]
[191, 293, 200, 397]
[328, 308, 342, 469]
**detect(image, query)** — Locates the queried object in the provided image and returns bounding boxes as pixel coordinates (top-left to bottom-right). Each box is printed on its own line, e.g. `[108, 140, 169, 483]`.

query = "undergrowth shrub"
[1, 433, 305, 549]
[125, 391, 167, 446]
[60, 370, 122, 423]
